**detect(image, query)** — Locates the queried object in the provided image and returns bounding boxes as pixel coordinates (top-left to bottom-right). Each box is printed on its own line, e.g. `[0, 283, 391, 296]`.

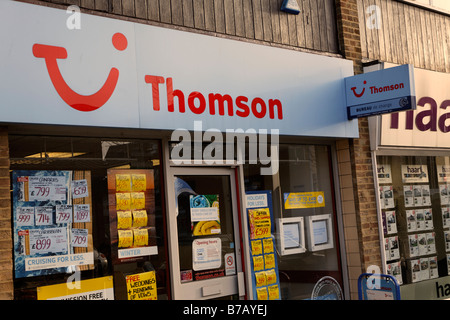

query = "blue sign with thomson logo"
[345, 64, 416, 120]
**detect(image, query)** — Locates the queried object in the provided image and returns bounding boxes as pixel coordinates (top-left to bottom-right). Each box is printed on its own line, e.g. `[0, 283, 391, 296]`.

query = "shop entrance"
[166, 167, 245, 299]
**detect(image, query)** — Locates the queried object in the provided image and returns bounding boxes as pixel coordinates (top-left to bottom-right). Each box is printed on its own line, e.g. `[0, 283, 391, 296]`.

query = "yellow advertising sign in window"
[131, 174, 147, 192]
[284, 191, 325, 209]
[251, 240, 263, 256]
[37, 276, 114, 300]
[248, 208, 271, 239]
[126, 271, 157, 300]
[116, 174, 131, 192]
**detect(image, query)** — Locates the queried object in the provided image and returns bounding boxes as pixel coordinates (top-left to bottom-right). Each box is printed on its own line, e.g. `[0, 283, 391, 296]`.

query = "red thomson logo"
[32, 32, 283, 120]
[32, 33, 127, 112]
[351, 81, 366, 98]
[351, 80, 405, 98]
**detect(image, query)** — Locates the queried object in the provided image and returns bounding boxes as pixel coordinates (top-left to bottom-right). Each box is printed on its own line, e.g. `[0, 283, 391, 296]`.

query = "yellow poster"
[133, 229, 148, 247]
[126, 271, 157, 300]
[117, 211, 132, 229]
[263, 238, 274, 253]
[116, 193, 131, 210]
[131, 192, 145, 210]
[255, 271, 267, 287]
[118, 230, 133, 248]
[37, 276, 114, 300]
[248, 208, 271, 239]
[284, 191, 325, 209]
[256, 287, 268, 300]
[132, 210, 148, 228]
[266, 269, 277, 285]
[268, 285, 280, 300]
[253, 255, 264, 271]
[251, 240, 263, 256]
[116, 174, 131, 192]
[131, 174, 147, 192]
[264, 254, 275, 269]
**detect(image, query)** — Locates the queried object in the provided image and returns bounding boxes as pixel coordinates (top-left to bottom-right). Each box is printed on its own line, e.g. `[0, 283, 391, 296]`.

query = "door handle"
[238, 272, 246, 297]
[202, 284, 222, 297]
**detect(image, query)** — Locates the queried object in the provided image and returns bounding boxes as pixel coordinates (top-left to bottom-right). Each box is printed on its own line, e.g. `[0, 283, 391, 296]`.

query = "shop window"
[376, 155, 450, 285]
[9, 135, 168, 300]
[244, 144, 343, 300]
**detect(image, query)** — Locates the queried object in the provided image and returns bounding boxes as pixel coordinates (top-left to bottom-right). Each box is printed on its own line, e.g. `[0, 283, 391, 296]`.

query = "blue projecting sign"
[345, 64, 416, 120]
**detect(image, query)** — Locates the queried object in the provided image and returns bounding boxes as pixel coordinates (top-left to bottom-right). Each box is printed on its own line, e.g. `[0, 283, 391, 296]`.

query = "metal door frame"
[163, 139, 247, 299]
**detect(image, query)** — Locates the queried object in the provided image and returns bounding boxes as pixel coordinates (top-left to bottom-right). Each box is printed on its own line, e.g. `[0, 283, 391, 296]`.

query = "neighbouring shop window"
[9, 135, 168, 300]
[244, 144, 343, 300]
[376, 155, 450, 286]
[377, 156, 450, 285]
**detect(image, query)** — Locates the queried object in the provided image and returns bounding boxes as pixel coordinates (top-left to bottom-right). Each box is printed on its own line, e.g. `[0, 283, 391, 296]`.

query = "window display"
[107, 169, 157, 264]
[244, 144, 343, 300]
[246, 190, 281, 300]
[377, 156, 450, 285]
[9, 135, 168, 300]
[12, 170, 94, 279]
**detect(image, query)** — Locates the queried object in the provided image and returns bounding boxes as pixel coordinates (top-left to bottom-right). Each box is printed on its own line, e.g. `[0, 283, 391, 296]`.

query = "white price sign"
[35, 207, 53, 226]
[16, 207, 35, 226]
[29, 227, 68, 255]
[28, 176, 67, 201]
[72, 179, 89, 199]
[74, 204, 90, 223]
[55, 205, 72, 224]
[71, 228, 88, 248]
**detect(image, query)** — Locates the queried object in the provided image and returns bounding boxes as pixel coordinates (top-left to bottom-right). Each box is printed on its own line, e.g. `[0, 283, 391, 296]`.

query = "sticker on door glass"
[190, 195, 221, 236]
[192, 238, 222, 271]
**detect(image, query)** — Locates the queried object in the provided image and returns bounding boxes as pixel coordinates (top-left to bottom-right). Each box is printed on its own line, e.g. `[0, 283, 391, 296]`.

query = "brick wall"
[335, 0, 363, 75]
[0, 127, 12, 300]
[335, 0, 381, 299]
[350, 118, 381, 271]
[336, 139, 362, 299]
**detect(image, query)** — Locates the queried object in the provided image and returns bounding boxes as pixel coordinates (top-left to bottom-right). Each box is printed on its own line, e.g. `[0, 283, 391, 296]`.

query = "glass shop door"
[167, 167, 245, 300]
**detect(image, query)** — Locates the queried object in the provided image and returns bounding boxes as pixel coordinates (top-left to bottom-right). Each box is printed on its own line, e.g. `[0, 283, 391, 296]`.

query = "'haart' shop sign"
[0, 1, 357, 138]
[380, 65, 450, 148]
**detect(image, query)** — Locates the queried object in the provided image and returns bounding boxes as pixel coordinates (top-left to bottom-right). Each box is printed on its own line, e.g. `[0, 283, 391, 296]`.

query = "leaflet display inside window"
[9, 135, 168, 300]
[244, 144, 343, 300]
[377, 156, 450, 285]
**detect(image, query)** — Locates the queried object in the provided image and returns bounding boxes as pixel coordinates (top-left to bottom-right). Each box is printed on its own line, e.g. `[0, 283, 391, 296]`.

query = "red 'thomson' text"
[144, 75, 283, 120]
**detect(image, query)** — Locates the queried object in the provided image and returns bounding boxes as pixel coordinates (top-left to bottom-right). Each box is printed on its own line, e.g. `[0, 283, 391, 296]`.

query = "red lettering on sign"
[144, 75, 283, 120]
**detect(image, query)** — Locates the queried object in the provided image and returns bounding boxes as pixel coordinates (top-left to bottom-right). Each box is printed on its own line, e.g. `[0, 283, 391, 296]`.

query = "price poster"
[107, 169, 157, 264]
[12, 170, 94, 278]
[248, 208, 271, 239]
[245, 190, 281, 300]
